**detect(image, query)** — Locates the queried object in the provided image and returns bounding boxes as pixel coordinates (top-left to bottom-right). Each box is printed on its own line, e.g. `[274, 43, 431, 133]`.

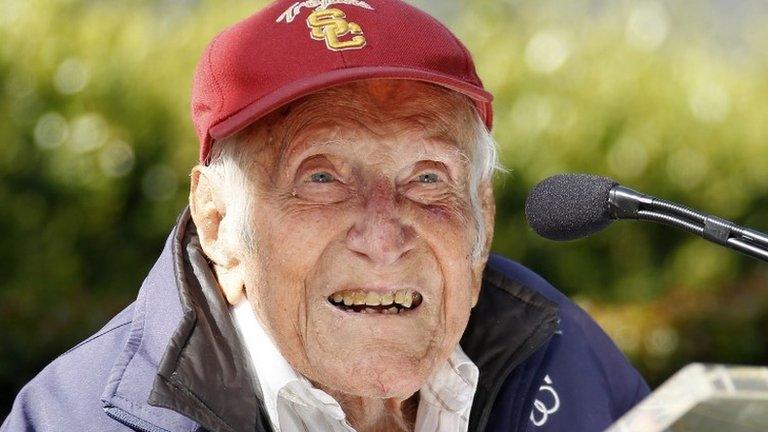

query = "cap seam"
[339, 44, 349, 68]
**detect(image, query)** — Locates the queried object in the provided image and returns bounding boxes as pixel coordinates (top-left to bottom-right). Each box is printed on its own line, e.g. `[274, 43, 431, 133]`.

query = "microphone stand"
[609, 186, 768, 263]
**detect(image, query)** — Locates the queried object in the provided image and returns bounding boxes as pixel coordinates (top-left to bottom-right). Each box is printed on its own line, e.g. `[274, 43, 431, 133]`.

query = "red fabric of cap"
[191, 0, 494, 164]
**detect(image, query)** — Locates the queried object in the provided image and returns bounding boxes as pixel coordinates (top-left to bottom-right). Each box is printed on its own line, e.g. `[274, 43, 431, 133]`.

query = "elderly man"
[3, 1, 649, 431]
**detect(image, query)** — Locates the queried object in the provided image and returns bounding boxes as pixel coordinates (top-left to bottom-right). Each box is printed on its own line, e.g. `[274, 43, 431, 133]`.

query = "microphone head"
[525, 174, 619, 241]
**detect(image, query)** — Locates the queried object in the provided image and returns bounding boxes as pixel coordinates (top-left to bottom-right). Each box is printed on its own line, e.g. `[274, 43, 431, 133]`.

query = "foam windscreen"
[525, 174, 618, 241]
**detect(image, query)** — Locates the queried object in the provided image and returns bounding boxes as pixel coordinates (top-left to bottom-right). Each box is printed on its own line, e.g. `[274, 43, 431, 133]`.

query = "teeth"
[380, 293, 394, 306]
[343, 293, 354, 306]
[394, 290, 406, 305]
[353, 291, 367, 305]
[394, 290, 414, 308]
[329, 289, 421, 313]
[381, 307, 397, 315]
[365, 292, 381, 306]
[400, 290, 413, 308]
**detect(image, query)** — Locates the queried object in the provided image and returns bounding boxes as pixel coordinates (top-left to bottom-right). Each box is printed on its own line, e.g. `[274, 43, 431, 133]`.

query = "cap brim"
[207, 65, 493, 157]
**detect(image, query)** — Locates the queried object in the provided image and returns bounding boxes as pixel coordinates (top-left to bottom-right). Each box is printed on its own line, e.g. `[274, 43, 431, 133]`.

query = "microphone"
[525, 173, 768, 263]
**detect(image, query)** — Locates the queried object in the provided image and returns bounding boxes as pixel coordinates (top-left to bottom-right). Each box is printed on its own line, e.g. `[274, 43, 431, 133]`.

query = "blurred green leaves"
[460, 0, 768, 385]
[1, 0, 767, 413]
[0, 0, 270, 411]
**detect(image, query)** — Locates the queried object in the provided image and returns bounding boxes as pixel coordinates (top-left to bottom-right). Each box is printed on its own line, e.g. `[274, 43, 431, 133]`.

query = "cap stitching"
[339, 44, 349, 68]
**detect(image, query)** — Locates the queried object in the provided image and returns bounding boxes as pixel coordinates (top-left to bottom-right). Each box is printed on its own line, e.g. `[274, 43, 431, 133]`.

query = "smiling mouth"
[327, 289, 423, 314]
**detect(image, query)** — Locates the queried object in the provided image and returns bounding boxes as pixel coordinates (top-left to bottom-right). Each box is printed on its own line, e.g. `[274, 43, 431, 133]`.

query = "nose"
[345, 182, 416, 266]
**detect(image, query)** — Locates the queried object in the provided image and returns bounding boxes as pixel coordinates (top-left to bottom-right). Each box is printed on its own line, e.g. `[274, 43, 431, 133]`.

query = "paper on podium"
[605, 363, 768, 432]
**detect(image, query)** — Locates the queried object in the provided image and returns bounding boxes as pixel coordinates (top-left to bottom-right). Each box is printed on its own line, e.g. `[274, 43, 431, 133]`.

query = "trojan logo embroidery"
[307, 8, 366, 51]
[276, 0, 372, 52]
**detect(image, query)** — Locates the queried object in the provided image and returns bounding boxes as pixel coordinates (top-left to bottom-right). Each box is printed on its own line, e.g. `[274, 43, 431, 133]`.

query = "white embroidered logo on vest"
[530, 374, 561, 427]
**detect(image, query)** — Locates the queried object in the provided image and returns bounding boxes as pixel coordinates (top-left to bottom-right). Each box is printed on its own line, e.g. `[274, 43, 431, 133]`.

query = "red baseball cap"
[191, 0, 494, 164]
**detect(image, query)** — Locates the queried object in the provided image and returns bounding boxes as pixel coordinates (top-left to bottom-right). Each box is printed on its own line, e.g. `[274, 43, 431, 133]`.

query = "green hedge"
[1, 0, 767, 414]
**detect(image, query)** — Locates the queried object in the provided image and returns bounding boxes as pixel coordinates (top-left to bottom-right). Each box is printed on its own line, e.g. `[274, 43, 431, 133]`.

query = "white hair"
[464, 111, 504, 261]
[204, 85, 504, 263]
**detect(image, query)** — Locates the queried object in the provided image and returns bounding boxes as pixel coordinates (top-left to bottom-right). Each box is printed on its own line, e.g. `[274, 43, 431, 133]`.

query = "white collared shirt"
[230, 299, 479, 432]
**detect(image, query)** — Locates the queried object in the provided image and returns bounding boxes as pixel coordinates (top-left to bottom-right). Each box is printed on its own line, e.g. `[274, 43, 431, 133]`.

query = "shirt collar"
[230, 297, 479, 430]
[230, 298, 302, 429]
[418, 343, 479, 414]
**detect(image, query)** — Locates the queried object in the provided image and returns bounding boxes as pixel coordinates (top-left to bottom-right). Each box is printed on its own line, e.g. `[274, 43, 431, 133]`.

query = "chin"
[305, 349, 437, 399]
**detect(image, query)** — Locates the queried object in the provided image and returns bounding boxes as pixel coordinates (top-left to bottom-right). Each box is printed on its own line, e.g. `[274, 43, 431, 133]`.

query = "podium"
[606, 363, 768, 431]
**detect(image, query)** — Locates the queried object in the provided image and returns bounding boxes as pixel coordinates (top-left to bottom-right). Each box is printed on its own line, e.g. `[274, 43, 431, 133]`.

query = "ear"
[189, 165, 245, 305]
[471, 180, 495, 307]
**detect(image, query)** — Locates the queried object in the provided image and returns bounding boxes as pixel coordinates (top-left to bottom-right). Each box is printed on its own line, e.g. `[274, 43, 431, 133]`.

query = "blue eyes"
[417, 173, 439, 183]
[310, 172, 335, 183]
[309, 172, 439, 184]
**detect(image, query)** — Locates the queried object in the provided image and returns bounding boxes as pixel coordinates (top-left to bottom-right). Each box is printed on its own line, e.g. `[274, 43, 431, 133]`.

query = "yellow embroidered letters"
[306, 8, 366, 51]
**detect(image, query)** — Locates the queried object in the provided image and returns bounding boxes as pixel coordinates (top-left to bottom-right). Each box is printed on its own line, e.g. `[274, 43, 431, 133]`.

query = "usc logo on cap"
[307, 8, 366, 51]
[277, 1, 372, 52]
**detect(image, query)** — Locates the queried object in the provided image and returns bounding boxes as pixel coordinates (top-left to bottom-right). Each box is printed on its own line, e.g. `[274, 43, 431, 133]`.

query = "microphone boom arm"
[608, 186, 768, 263]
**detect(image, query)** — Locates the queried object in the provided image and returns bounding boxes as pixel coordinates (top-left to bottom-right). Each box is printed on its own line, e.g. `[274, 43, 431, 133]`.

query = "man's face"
[229, 80, 492, 398]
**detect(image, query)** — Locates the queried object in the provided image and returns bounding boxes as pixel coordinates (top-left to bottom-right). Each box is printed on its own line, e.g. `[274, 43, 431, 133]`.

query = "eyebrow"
[411, 137, 470, 181]
[414, 135, 471, 166]
[278, 135, 347, 170]
[276, 121, 471, 176]
[287, 135, 467, 164]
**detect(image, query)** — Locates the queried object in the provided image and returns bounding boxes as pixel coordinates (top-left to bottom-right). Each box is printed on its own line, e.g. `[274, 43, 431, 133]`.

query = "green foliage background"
[2, 0, 767, 416]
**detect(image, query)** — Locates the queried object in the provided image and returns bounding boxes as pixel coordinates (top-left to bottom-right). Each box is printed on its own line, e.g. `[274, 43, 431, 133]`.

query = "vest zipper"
[475, 316, 559, 432]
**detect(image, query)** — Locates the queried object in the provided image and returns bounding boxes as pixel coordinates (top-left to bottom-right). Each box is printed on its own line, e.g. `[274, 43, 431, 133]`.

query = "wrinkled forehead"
[262, 80, 479, 156]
